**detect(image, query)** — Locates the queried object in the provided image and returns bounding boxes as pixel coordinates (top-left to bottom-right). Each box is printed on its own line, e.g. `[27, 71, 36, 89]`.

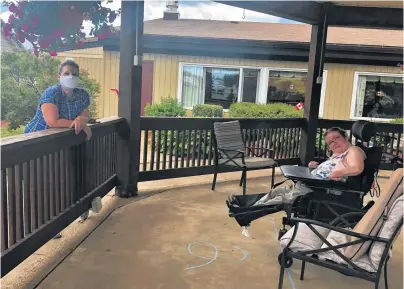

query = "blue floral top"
[311, 149, 351, 181]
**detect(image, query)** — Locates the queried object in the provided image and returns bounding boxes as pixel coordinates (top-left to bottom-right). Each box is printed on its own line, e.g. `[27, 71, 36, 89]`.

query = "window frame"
[177, 62, 328, 116]
[350, 71, 403, 122]
[178, 62, 264, 110]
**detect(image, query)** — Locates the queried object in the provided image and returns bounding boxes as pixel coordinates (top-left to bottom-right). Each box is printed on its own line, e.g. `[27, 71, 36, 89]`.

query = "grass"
[1, 126, 25, 138]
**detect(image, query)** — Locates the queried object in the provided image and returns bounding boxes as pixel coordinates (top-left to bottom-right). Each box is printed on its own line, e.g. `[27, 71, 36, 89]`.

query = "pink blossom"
[8, 3, 17, 13]
[8, 14, 16, 24]
[21, 24, 28, 32]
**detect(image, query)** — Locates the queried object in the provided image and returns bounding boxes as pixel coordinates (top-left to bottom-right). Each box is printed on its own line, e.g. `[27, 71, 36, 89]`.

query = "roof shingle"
[141, 19, 403, 47]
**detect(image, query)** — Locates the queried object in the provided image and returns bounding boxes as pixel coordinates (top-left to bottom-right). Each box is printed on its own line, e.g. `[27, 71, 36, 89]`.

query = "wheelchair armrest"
[297, 179, 365, 197]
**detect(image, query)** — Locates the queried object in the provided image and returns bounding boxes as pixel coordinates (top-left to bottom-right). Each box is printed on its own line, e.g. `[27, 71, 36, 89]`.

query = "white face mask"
[60, 75, 79, 89]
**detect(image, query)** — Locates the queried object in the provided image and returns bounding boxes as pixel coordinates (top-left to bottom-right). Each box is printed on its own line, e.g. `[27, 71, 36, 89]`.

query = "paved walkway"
[34, 174, 403, 289]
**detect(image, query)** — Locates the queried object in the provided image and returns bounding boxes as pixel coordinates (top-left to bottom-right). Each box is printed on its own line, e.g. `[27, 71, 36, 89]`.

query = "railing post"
[115, 1, 144, 197]
[299, 12, 328, 166]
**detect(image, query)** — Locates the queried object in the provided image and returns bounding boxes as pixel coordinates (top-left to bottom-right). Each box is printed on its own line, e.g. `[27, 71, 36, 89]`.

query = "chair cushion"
[318, 230, 376, 273]
[219, 157, 275, 169]
[345, 168, 403, 261]
[280, 223, 330, 252]
[369, 195, 403, 269]
[281, 224, 377, 273]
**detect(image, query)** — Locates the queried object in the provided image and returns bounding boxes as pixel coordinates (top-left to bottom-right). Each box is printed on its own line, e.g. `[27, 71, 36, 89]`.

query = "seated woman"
[253, 127, 366, 206]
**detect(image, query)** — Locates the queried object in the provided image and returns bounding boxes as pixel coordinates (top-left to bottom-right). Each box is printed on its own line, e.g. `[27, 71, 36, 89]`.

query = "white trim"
[178, 61, 265, 70]
[349, 72, 360, 120]
[350, 71, 403, 121]
[267, 67, 308, 73]
[255, 69, 261, 104]
[319, 70, 328, 118]
[349, 116, 396, 123]
[237, 67, 243, 102]
[177, 63, 184, 105]
[257, 68, 269, 104]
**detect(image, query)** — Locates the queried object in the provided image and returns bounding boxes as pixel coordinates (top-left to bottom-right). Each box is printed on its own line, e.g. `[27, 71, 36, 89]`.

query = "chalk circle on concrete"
[185, 241, 248, 270]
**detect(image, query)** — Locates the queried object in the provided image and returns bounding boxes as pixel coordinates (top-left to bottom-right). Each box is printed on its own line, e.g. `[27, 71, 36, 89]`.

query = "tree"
[1, 51, 99, 129]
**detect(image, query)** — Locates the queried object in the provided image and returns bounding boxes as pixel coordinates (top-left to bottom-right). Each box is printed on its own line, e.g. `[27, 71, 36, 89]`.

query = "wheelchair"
[226, 120, 384, 240]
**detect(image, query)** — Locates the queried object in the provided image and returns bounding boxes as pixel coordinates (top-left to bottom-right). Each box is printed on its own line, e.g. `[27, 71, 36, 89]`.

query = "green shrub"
[152, 130, 213, 159]
[193, 104, 223, 118]
[144, 96, 186, 117]
[228, 102, 303, 118]
[1, 126, 25, 138]
[390, 118, 404, 124]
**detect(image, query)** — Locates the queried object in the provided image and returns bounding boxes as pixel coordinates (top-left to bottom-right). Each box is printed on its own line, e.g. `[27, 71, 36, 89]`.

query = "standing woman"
[24, 59, 92, 138]
[24, 59, 92, 238]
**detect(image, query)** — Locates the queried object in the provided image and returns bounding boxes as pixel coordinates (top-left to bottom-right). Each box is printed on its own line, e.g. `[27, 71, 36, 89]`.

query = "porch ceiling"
[215, 1, 403, 29]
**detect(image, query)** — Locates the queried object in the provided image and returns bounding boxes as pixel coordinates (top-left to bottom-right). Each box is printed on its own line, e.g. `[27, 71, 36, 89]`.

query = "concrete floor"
[35, 174, 403, 289]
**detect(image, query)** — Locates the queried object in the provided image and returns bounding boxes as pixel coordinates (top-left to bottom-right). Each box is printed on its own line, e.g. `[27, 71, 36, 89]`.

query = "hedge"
[390, 118, 404, 124]
[152, 130, 213, 159]
[144, 96, 186, 117]
[193, 104, 223, 117]
[228, 102, 303, 118]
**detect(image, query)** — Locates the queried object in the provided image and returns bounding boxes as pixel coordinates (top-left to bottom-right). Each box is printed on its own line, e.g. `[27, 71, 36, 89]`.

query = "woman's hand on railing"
[83, 124, 92, 140]
[70, 116, 87, 135]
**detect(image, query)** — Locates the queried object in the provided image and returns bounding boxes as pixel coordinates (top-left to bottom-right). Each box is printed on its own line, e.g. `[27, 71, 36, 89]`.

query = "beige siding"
[102, 51, 120, 117]
[59, 49, 401, 120]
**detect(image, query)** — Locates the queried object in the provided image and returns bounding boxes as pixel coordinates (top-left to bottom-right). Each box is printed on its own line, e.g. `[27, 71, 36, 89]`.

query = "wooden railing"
[138, 117, 305, 181]
[316, 119, 403, 170]
[138, 117, 403, 181]
[1, 117, 124, 276]
[1, 116, 402, 277]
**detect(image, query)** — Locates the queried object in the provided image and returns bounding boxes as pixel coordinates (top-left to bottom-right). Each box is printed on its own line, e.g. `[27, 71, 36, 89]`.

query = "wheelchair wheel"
[278, 253, 293, 268]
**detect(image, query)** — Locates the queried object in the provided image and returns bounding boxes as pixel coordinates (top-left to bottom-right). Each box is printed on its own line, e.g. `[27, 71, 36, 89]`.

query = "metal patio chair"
[278, 168, 403, 289]
[211, 120, 277, 195]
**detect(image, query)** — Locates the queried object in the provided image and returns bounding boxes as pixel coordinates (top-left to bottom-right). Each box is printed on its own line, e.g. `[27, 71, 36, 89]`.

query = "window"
[181, 66, 204, 108]
[241, 69, 260, 104]
[267, 70, 307, 105]
[178, 64, 327, 112]
[351, 73, 403, 120]
[204, 67, 240, 109]
[179, 64, 261, 109]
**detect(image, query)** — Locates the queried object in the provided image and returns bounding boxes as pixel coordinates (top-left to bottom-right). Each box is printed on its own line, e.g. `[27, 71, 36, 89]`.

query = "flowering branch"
[2, 1, 120, 56]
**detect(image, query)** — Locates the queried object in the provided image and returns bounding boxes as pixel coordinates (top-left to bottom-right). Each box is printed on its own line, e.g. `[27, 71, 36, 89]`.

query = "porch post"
[299, 13, 328, 166]
[115, 1, 144, 197]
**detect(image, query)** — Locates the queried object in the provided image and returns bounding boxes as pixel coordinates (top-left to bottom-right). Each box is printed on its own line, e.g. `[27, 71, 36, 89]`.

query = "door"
[141, 61, 154, 116]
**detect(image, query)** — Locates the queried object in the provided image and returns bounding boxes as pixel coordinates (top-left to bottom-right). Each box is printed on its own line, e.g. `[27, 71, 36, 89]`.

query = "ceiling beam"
[324, 4, 404, 29]
[215, 1, 322, 24]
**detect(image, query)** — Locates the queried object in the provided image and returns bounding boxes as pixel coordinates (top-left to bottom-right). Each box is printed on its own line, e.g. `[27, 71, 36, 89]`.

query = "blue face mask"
[60, 75, 79, 89]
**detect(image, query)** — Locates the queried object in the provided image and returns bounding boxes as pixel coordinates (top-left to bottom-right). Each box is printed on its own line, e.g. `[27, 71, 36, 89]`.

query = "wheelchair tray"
[226, 193, 284, 227]
[280, 165, 361, 193]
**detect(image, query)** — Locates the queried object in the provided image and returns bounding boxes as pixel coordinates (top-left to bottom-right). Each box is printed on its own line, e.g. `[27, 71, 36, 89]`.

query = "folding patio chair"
[211, 120, 277, 196]
[278, 168, 403, 289]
